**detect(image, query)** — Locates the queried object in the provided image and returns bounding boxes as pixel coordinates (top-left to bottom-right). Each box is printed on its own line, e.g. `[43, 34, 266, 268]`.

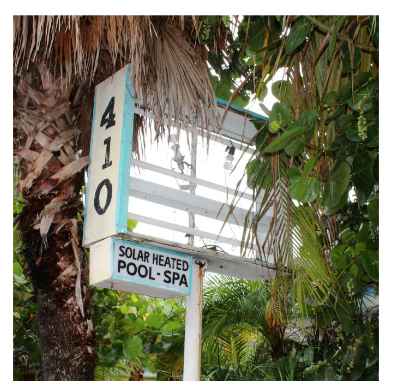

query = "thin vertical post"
[183, 129, 204, 381]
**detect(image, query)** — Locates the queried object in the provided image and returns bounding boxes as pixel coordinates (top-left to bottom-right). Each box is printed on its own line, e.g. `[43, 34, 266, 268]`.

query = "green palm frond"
[203, 275, 270, 336]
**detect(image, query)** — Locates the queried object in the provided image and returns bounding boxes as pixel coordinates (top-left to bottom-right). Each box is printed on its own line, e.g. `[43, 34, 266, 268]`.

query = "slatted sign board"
[83, 65, 274, 298]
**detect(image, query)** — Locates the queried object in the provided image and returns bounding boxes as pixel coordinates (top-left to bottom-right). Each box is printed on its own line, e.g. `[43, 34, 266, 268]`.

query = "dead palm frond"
[14, 16, 219, 135]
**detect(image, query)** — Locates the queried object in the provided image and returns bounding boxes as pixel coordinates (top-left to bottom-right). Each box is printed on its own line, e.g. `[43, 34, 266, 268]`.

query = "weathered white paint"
[183, 130, 203, 381]
[83, 65, 134, 247]
[183, 261, 205, 381]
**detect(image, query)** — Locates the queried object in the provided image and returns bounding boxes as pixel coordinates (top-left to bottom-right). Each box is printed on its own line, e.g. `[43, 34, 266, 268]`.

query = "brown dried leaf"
[16, 148, 39, 162]
[19, 149, 52, 191]
[50, 156, 88, 183]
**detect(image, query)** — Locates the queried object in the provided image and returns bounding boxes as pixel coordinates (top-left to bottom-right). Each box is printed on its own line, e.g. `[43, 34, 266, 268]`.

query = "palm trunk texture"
[14, 64, 95, 380]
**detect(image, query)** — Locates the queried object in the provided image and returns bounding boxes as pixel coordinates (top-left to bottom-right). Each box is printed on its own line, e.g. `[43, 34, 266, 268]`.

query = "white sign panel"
[90, 237, 194, 298]
[83, 65, 134, 246]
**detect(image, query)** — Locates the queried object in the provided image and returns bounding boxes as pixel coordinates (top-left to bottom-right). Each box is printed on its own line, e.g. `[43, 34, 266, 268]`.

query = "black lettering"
[126, 247, 133, 258]
[183, 260, 189, 271]
[138, 265, 148, 278]
[137, 250, 144, 262]
[159, 255, 164, 266]
[144, 251, 150, 263]
[119, 246, 125, 257]
[127, 262, 137, 276]
[148, 267, 155, 280]
[118, 259, 126, 273]
[94, 178, 112, 215]
[172, 272, 180, 283]
[164, 256, 172, 268]
[100, 96, 116, 129]
[102, 137, 113, 169]
[163, 270, 171, 283]
[179, 274, 188, 287]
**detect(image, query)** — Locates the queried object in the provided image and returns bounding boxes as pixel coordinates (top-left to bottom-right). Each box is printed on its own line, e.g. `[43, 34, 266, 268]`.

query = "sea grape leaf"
[269, 102, 292, 133]
[264, 125, 305, 153]
[289, 176, 320, 203]
[123, 336, 143, 360]
[322, 161, 351, 210]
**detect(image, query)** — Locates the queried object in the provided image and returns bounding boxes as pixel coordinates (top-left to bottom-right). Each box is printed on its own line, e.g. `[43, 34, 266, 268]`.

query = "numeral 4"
[100, 96, 116, 129]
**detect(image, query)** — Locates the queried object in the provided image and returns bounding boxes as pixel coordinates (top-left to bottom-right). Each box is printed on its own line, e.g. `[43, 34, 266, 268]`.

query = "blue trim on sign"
[82, 91, 97, 246]
[110, 237, 193, 296]
[115, 64, 135, 234]
[110, 237, 115, 278]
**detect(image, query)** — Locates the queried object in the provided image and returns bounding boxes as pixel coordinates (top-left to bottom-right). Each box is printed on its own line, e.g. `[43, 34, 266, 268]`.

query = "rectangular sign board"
[90, 237, 194, 298]
[83, 64, 134, 247]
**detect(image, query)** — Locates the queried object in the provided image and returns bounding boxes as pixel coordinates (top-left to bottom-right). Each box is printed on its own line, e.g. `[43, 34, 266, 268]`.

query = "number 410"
[94, 96, 116, 216]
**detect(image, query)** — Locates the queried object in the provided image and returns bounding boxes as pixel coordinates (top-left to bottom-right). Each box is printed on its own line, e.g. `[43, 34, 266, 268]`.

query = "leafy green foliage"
[264, 126, 305, 153]
[285, 17, 313, 55]
[322, 161, 351, 211]
[93, 288, 185, 380]
[204, 14, 378, 380]
[269, 102, 292, 133]
[13, 217, 40, 380]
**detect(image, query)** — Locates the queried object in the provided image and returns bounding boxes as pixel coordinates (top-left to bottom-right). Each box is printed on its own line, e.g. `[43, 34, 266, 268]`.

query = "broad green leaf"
[123, 336, 143, 360]
[359, 250, 378, 282]
[246, 158, 272, 189]
[285, 17, 313, 55]
[345, 125, 363, 143]
[127, 219, 138, 231]
[285, 136, 306, 156]
[352, 152, 375, 199]
[264, 126, 305, 153]
[145, 312, 164, 329]
[13, 261, 24, 276]
[303, 156, 318, 176]
[256, 80, 268, 100]
[269, 102, 292, 133]
[271, 81, 293, 104]
[162, 320, 183, 334]
[289, 176, 320, 203]
[119, 304, 137, 315]
[322, 161, 351, 210]
[299, 110, 318, 135]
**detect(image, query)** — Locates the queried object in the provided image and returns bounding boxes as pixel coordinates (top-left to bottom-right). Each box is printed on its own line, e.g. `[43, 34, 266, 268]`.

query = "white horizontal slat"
[128, 212, 243, 248]
[132, 159, 254, 201]
[129, 177, 271, 231]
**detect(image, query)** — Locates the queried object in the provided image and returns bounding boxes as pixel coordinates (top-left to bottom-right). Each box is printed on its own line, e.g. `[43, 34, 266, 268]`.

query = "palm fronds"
[14, 16, 218, 134]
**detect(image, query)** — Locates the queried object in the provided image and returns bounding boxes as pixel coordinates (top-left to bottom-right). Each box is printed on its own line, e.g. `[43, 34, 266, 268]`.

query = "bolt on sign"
[90, 237, 193, 298]
[83, 65, 195, 297]
[83, 64, 134, 247]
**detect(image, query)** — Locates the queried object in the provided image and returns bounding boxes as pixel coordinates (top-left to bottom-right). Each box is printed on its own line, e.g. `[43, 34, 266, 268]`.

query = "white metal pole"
[183, 129, 204, 381]
[183, 260, 205, 380]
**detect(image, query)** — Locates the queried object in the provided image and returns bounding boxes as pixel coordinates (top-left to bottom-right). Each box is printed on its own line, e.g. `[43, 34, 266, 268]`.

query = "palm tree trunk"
[14, 64, 95, 380]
